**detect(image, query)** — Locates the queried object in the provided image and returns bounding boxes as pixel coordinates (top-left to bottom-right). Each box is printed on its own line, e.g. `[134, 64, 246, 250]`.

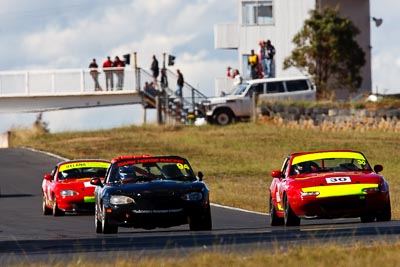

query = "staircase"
[140, 68, 208, 124]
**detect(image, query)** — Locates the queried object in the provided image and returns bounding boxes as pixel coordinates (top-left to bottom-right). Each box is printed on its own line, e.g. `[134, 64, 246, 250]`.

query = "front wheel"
[189, 205, 212, 231]
[95, 204, 102, 233]
[52, 197, 64, 216]
[284, 195, 300, 226]
[101, 204, 118, 234]
[213, 110, 233, 126]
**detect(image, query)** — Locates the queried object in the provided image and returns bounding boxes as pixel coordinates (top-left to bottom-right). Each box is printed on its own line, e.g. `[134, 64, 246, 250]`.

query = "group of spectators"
[146, 54, 184, 100]
[88, 56, 126, 91]
[248, 39, 276, 79]
[226, 39, 275, 86]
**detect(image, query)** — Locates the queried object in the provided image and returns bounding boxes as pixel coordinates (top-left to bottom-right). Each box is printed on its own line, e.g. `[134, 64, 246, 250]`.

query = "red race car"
[42, 159, 110, 216]
[269, 150, 391, 226]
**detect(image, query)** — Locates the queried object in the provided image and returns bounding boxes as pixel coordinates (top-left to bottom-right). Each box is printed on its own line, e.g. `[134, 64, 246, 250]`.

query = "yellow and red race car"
[42, 159, 110, 216]
[269, 150, 391, 226]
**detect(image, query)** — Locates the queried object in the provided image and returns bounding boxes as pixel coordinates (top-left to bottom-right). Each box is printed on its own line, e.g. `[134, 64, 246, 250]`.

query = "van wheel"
[214, 110, 233, 126]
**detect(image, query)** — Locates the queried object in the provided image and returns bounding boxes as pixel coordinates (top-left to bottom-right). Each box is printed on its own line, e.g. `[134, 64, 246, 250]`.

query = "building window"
[242, 1, 273, 25]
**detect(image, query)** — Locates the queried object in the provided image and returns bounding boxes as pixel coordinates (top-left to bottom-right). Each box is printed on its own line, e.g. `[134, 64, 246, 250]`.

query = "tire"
[42, 195, 52, 215]
[213, 109, 233, 126]
[101, 204, 118, 234]
[52, 197, 64, 216]
[270, 196, 284, 226]
[189, 205, 212, 231]
[95, 204, 102, 233]
[360, 215, 376, 223]
[284, 195, 300, 226]
[376, 198, 391, 222]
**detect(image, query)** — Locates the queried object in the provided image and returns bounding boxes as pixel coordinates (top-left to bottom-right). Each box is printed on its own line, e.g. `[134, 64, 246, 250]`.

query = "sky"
[0, 0, 398, 133]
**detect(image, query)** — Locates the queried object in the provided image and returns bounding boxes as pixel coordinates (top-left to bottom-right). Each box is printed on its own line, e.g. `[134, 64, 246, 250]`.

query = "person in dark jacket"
[176, 69, 184, 99]
[150, 55, 159, 86]
[89, 58, 101, 91]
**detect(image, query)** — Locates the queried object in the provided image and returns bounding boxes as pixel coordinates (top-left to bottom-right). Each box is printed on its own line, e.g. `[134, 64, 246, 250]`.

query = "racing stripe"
[302, 183, 378, 198]
[84, 196, 95, 202]
[292, 152, 365, 165]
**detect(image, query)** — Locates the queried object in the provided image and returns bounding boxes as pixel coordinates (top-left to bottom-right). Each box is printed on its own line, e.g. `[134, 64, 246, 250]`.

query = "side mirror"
[374, 164, 383, 173]
[43, 174, 53, 181]
[90, 177, 103, 187]
[198, 171, 204, 181]
[271, 170, 283, 178]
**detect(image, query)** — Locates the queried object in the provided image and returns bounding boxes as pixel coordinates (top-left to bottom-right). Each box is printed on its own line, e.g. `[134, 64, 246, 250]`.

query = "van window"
[246, 83, 264, 96]
[285, 80, 309, 92]
[266, 81, 285, 94]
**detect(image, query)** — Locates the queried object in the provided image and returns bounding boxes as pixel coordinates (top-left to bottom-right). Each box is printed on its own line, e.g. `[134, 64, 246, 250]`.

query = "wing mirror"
[43, 174, 52, 181]
[90, 177, 104, 187]
[198, 171, 204, 181]
[271, 170, 283, 178]
[373, 164, 383, 173]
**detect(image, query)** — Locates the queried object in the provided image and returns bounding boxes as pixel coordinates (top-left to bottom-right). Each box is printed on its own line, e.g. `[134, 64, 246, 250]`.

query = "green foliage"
[284, 7, 366, 100]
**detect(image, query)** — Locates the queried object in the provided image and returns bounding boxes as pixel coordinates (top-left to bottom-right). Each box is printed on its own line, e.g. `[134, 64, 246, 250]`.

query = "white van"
[199, 76, 316, 125]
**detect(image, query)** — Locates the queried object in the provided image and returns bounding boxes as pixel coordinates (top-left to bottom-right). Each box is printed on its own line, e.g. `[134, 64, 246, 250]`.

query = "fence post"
[80, 70, 85, 93]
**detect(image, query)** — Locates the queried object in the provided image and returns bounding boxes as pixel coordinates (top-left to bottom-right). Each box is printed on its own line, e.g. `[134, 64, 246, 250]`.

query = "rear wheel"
[376, 198, 391, 222]
[284, 195, 300, 226]
[189, 204, 212, 231]
[213, 109, 233, 126]
[42, 195, 52, 215]
[101, 204, 118, 234]
[270, 196, 284, 226]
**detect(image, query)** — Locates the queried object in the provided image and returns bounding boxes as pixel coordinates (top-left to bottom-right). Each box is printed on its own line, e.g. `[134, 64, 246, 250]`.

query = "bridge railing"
[0, 67, 137, 96]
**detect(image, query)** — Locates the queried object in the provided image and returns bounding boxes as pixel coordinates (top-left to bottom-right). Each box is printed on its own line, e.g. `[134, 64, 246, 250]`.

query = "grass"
[8, 121, 400, 266]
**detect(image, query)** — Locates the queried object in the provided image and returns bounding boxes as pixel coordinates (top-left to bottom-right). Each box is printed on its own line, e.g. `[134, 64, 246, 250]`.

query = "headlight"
[60, 190, 78, 196]
[182, 192, 203, 201]
[110, 195, 134, 205]
[301, 191, 320, 197]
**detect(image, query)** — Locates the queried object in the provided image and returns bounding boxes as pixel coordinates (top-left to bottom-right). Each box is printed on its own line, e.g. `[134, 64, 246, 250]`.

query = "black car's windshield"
[114, 158, 197, 183]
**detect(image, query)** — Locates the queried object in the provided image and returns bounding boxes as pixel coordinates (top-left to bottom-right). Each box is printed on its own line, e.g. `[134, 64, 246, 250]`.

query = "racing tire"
[360, 215, 376, 223]
[95, 205, 102, 234]
[189, 204, 212, 231]
[101, 204, 118, 234]
[52, 197, 64, 216]
[270, 196, 284, 226]
[376, 199, 392, 222]
[283, 195, 300, 226]
[42, 195, 52, 215]
[213, 109, 233, 126]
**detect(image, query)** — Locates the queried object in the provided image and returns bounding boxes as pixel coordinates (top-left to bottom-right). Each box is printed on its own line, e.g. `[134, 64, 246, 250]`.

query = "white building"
[214, 0, 372, 100]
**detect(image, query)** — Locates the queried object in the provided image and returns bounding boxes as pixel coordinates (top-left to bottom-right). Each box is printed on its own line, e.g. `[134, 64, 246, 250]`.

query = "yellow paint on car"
[302, 183, 378, 198]
[292, 151, 365, 165]
[59, 162, 110, 172]
[84, 196, 95, 202]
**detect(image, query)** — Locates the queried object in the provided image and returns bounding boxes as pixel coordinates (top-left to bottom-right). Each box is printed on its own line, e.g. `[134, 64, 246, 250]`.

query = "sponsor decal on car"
[59, 161, 110, 172]
[325, 177, 351, 184]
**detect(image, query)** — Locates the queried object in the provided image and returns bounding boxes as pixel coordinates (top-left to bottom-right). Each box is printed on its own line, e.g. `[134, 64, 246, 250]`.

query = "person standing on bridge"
[102, 56, 114, 91]
[89, 58, 102, 91]
[150, 55, 159, 87]
[113, 56, 125, 90]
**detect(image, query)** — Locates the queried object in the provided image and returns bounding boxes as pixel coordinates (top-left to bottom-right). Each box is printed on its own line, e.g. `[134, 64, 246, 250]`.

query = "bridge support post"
[156, 95, 163, 125]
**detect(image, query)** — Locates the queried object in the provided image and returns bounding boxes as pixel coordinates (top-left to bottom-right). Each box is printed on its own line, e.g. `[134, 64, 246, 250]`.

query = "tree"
[283, 7, 365, 100]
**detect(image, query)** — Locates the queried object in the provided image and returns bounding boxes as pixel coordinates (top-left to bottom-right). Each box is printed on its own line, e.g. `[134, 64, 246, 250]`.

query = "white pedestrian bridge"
[0, 67, 142, 113]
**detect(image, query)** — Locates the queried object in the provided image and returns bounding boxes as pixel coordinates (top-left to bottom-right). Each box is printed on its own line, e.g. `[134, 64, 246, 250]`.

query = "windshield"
[290, 151, 372, 175]
[58, 161, 110, 180]
[228, 83, 248, 95]
[113, 157, 197, 183]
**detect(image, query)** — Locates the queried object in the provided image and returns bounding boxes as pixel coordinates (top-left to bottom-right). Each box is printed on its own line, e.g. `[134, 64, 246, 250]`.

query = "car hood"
[205, 95, 243, 104]
[107, 180, 206, 196]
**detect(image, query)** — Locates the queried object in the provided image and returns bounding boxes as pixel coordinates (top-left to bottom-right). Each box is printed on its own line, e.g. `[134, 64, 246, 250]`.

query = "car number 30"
[325, 177, 351, 184]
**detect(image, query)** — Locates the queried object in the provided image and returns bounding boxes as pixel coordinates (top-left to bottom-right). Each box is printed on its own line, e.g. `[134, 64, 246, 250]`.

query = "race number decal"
[325, 177, 351, 184]
[176, 163, 190, 170]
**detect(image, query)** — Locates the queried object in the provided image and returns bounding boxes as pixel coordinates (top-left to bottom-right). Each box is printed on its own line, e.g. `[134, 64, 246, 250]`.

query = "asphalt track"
[1, 148, 400, 264]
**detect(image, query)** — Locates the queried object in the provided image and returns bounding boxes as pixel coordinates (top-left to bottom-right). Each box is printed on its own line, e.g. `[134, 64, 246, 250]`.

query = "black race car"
[90, 155, 212, 234]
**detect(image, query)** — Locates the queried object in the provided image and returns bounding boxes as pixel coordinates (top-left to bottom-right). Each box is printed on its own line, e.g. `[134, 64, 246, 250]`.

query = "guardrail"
[0, 67, 137, 96]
